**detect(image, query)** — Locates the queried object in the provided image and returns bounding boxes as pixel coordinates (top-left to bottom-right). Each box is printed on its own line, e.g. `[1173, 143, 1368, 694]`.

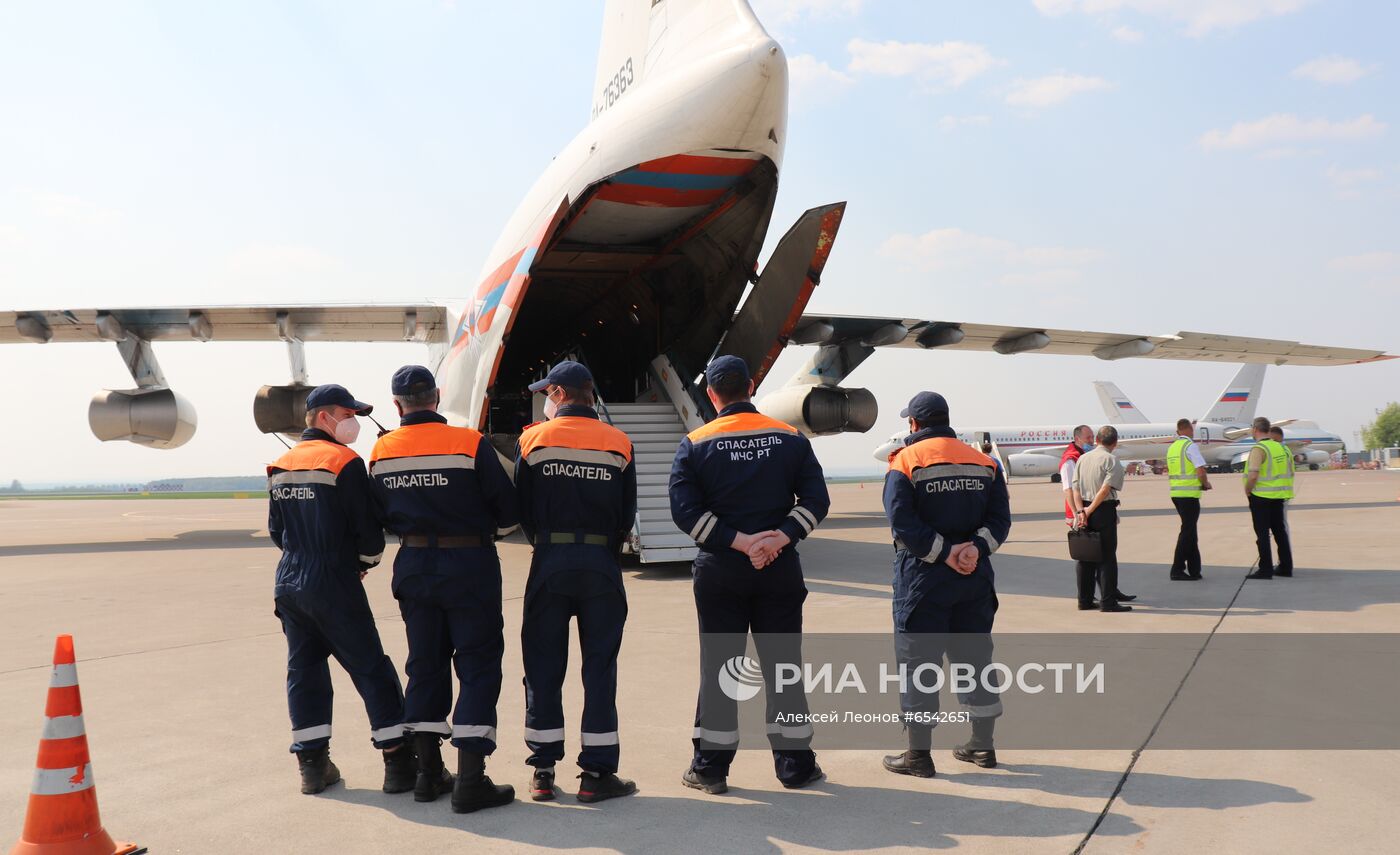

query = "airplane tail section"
[591, 0, 773, 122]
[1202, 363, 1265, 425]
[1093, 381, 1149, 424]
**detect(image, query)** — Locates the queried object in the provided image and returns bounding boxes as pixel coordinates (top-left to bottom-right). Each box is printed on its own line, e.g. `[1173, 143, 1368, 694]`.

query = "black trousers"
[1171, 497, 1202, 577]
[1076, 501, 1121, 609]
[1248, 494, 1293, 576]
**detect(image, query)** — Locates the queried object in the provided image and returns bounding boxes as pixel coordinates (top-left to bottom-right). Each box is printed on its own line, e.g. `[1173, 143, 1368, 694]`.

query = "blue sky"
[1, 0, 1396, 482]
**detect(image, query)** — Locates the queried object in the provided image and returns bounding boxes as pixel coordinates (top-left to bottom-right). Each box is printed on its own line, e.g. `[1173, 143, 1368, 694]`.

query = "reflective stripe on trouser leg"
[280, 599, 335, 753]
[576, 587, 626, 773]
[323, 588, 406, 749]
[446, 592, 505, 754]
[401, 596, 454, 746]
[522, 586, 570, 767]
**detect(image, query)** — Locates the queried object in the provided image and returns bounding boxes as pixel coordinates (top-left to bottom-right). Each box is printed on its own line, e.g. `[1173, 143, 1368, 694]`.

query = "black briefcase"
[1067, 528, 1102, 562]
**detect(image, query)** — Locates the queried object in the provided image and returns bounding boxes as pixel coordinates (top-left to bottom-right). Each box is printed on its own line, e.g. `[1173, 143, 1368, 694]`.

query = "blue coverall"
[368, 411, 517, 754]
[268, 428, 405, 753]
[515, 404, 637, 773]
[669, 402, 830, 785]
[883, 425, 1012, 746]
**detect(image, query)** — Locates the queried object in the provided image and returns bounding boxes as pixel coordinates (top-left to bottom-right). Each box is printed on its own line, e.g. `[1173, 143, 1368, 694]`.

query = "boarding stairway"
[603, 399, 699, 564]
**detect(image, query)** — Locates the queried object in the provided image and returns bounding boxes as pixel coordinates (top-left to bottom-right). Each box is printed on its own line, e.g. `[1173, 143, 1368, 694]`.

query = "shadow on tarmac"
[317, 777, 1147, 852]
[0, 529, 269, 557]
[950, 763, 1311, 810]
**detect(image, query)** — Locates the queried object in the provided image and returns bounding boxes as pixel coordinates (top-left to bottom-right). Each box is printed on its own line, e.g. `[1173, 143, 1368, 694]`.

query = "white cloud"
[753, 0, 865, 23]
[1032, 0, 1313, 37]
[1291, 56, 1374, 85]
[787, 54, 854, 108]
[1200, 114, 1386, 150]
[1329, 251, 1399, 273]
[846, 38, 1002, 87]
[1111, 25, 1144, 42]
[880, 227, 1103, 287]
[1004, 73, 1112, 107]
[939, 114, 991, 130]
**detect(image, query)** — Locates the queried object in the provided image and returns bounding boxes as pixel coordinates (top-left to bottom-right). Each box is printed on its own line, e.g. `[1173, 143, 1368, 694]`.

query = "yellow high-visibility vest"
[1166, 437, 1202, 499]
[1249, 439, 1293, 499]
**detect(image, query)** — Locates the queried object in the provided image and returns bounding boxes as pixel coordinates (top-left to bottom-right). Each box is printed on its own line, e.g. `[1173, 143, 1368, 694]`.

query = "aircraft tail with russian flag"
[1201, 363, 1266, 426]
[1093, 380, 1150, 424]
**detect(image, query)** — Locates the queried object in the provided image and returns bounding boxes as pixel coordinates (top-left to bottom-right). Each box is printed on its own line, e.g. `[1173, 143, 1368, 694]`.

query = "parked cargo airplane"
[1, 1, 1391, 557]
[1092, 365, 1344, 470]
[874, 364, 1345, 476]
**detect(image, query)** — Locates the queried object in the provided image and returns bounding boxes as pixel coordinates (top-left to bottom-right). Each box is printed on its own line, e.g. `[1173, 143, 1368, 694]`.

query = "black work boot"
[576, 771, 638, 803]
[781, 764, 825, 790]
[954, 715, 998, 767]
[882, 750, 935, 778]
[530, 766, 557, 802]
[296, 745, 341, 795]
[681, 768, 728, 795]
[382, 744, 416, 794]
[451, 750, 515, 814]
[412, 733, 455, 803]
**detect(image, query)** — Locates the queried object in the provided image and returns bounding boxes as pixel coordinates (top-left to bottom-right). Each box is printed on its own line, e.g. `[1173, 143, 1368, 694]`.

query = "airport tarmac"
[1, 470, 1397, 853]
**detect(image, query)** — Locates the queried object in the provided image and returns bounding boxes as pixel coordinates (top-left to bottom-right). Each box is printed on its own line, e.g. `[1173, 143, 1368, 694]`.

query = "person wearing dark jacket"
[267, 383, 410, 796]
[369, 365, 518, 814]
[670, 355, 830, 795]
[882, 392, 1011, 778]
[515, 360, 638, 804]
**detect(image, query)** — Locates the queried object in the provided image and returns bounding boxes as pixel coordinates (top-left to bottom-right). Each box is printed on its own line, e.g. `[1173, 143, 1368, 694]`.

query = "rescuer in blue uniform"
[368, 365, 518, 814]
[267, 383, 412, 796]
[669, 355, 831, 794]
[515, 360, 638, 804]
[881, 391, 1012, 778]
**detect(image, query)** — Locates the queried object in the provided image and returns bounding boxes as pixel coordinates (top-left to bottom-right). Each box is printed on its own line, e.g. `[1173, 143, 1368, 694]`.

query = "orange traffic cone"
[10, 635, 143, 855]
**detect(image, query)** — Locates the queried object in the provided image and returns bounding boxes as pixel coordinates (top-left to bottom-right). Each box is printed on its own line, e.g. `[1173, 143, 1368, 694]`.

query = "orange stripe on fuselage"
[370, 422, 482, 463]
[889, 436, 997, 479]
[519, 417, 632, 461]
[268, 440, 358, 476]
[636, 154, 758, 176]
[687, 412, 799, 444]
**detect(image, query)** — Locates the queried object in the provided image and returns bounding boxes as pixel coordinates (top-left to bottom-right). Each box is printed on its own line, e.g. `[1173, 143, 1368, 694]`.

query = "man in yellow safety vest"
[1244, 417, 1294, 579]
[1166, 418, 1211, 581]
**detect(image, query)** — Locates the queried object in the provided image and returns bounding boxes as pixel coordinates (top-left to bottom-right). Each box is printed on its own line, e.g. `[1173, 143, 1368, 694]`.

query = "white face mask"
[542, 396, 559, 421]
[332, 415, 361, 445]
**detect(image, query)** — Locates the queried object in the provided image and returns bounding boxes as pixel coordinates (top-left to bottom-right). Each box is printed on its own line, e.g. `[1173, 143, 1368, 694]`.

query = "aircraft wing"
[0, 304, 449, 344]
[791, 314, 1393, 367]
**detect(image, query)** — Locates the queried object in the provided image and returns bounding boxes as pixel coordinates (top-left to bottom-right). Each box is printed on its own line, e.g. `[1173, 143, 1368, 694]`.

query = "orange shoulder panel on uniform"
[687, 411, 800, 444]
[370, 422, 482, 463]
[269, 439, 359, 475]
[890, 436, 995, 479]
[519, 416, 633, 462]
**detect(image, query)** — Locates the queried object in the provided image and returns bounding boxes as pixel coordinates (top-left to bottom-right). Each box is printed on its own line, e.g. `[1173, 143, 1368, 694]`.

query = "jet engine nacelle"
[253, 384, 313, 437]
[1298, 449, 1330, 469]
[88, 388, 198, 449]
[759, 384, 878, 437]
[1007, 452, 1059, 478]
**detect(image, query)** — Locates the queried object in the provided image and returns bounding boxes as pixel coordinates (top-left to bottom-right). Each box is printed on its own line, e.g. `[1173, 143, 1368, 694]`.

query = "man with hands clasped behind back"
[669, 355, 831, 795]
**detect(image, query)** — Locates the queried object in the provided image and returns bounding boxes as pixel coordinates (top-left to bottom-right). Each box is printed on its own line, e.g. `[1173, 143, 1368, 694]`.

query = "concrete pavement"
[1, 470, 1396, 853]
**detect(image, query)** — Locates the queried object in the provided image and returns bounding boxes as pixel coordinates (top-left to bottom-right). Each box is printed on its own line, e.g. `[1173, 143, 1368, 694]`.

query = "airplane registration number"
[593, 58, 635, 120]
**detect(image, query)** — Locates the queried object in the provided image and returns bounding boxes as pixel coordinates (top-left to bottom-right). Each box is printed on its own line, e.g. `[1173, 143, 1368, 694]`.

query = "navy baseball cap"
[528, 360, 594, 393]
[900, 391, 948, 422]
[305, 383, 373, 416]
[705, 355, 750, 387]
[391, 365, 436, 396]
